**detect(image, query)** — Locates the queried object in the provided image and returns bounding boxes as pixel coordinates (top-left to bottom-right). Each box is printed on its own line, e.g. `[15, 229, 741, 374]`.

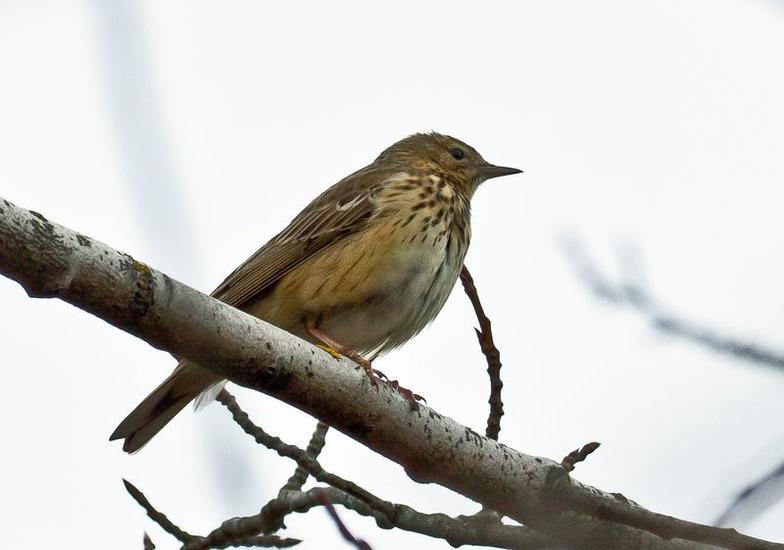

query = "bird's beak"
[478, 163, 523, 180]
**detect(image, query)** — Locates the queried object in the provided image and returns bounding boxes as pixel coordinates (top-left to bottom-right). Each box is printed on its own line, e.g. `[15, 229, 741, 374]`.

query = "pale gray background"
[1, 1, 783, 548]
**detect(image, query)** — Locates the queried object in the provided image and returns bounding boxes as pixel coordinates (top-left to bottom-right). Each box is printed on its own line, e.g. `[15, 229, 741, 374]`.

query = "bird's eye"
[449, 147, 465, 161]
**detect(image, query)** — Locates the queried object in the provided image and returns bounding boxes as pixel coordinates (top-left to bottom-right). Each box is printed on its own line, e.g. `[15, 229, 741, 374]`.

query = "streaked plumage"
[111, 132, 521, 452]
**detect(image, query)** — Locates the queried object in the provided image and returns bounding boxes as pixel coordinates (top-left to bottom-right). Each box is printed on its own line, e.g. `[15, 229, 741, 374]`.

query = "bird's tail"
[110, 361, 223, 453]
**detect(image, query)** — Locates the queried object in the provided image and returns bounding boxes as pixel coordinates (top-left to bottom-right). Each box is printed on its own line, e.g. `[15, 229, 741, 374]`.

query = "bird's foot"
[349, 352, 384, 389]
[386, 379, 426, 411]
[369, 367, 388, 382]
[313, 335, 419, 406]
[308, 324, 383, 389]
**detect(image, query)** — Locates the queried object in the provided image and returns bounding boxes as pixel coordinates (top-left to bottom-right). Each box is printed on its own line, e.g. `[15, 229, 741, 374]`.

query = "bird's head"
[374, 132, 522, 196]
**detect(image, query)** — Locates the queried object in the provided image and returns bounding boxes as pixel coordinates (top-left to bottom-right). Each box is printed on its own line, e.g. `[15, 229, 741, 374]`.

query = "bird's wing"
[210, 166, 392, 308]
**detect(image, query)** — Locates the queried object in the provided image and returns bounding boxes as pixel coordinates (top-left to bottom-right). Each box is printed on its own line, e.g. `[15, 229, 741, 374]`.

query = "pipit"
[111, 132, 521, 452]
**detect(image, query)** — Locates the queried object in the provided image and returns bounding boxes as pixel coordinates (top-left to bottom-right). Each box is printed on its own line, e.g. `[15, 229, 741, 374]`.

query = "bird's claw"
[348, 353, 383, 390]
[387, 379, 425, 410]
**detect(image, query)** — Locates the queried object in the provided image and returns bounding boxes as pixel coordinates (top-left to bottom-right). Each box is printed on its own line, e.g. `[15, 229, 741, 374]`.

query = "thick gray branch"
[0, 196, 779, 550]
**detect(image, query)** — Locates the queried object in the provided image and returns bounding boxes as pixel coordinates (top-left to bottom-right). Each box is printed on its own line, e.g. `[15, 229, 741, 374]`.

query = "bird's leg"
[306, 324, 381, 386]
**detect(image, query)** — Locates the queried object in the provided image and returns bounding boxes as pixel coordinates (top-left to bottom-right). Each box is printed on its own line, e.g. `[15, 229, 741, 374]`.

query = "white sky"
[1, 1, 783, 548]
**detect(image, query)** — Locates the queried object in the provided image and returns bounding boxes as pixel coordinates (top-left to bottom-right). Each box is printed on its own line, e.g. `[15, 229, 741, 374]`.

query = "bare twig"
[143, 532, 155, 550]
[190, 535, 300, 549]
[198, 484, 555, 550]
[124, 478, 301, 549]
[460, 265, 504, 441]
[561, 442, 601, 473]
[123, 479, 199, 544]
[230, 536, 302, 549]
[2, 197, 781, 550]
[283, 422, 330, 492]
[560, 237, 784, 373]
[318, 491, 373, 550]
[215, 390, 395, 522]
[259, 422, 332, 537]
[308, 487, 554, 549]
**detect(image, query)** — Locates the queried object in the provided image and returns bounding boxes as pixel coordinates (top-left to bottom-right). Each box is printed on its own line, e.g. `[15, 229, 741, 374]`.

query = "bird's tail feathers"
[110, 362, 221, 453]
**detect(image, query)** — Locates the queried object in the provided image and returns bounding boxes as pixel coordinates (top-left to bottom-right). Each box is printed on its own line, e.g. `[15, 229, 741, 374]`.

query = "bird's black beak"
[478, 163, 523, 180]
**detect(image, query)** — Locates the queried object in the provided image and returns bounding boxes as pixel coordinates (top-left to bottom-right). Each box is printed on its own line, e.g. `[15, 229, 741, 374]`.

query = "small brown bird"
[111, 132, 521, 452]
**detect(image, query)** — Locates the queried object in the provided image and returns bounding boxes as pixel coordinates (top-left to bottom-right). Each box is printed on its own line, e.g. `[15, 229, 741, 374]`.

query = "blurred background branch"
[715, 459, 784, 529]
[559, 235, 784, 373]
[88, 1, 257, 511]
[89, 1, 199, 275]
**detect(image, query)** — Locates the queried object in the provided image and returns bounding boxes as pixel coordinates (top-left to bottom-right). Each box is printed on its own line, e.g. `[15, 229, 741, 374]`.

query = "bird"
[110, 132, 522, 453]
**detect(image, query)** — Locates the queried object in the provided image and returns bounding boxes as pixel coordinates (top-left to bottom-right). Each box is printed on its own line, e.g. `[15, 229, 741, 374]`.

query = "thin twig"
[311, 487, 553, 550]
[125, 479, 300, 549]
[199, 486, 554, 550]
[318, 491, 373, 550]
[123, 479, 199, 544]
[194, 535, 300, 549]
[283, 422, 330, 492]
[460, 265, 504, 440]
[143, 532, 155, 550]
[215, 390, 396, 519]
[561, 442, 601, 473]
[259, 422, 332, 536]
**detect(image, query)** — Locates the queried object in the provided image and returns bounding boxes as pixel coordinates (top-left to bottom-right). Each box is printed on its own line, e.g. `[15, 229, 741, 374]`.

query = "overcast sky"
[1, 1, 783, 548]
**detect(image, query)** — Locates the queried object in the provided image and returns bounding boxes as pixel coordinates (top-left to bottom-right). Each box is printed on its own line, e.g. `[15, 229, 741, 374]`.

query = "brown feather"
[210, 166, 390, 308]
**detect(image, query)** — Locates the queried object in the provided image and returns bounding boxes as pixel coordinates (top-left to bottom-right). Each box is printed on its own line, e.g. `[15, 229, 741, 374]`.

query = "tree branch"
[291, 487, 555, 550]
[1, 196, 779, 550]
[124, 479, 301, 549]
